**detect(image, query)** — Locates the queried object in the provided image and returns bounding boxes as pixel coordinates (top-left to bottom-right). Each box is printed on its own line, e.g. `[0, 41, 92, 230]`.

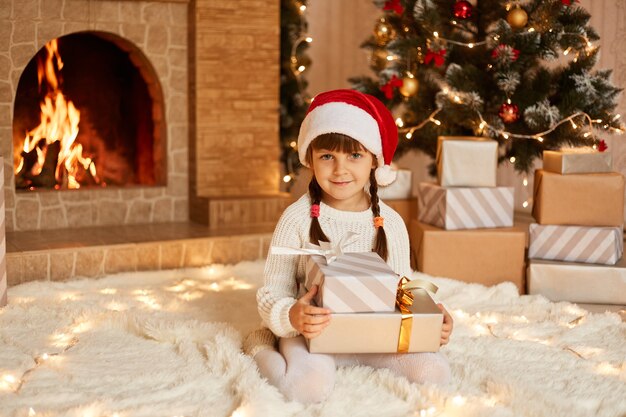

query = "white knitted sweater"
[256, 194, 411, 338]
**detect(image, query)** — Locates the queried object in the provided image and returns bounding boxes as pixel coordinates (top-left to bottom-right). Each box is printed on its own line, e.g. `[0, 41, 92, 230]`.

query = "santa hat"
[297, 89, 398, 186]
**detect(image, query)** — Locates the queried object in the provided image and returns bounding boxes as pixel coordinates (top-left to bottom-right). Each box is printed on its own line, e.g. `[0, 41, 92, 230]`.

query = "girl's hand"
[437, 303, 453, 346]
[289, 285, 332, 339]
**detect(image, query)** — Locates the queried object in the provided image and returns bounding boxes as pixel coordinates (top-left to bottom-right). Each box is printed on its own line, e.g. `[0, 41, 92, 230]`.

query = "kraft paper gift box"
[532, 170, 625, 227]
[307, 289, 443, 354]
[528, 223, 623, 265]
[543, 150, 612, 175]
[305, 252, 399, 313]
[436, 136, 498, 187]
[384, 198, 418, 228]
[0, 159, 5, 307]
[418, 182, 514, 230]
[409, 220, 526, 292]
[378, 169, 412, 200]
[527, 258, 626, 304]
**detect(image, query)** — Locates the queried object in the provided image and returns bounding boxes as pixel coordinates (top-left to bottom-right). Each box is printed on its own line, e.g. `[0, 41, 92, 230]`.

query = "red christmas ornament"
[561, 0, 579, 5]
[380, 75, 403, 99]
[499, 102, 519, 123]
[453, 0, 473, 19]
[491, 44, 520, 62]
[424, 48, 447, 67]
[598, 139, 608, 152]
[383, 0, 404, 15]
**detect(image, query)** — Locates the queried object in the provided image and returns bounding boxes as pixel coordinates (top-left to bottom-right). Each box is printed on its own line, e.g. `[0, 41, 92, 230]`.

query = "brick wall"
[190, 0, 280, 198]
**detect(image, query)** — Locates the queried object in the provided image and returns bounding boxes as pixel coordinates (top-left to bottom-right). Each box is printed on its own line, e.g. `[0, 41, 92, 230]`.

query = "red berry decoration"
[453, 0, 473, 19]
[598, 139, 608, 152]
[499, 102, 519, 123]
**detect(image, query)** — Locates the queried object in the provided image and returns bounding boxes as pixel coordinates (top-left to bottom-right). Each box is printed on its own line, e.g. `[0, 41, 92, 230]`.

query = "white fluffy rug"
[0, 261, 624, 417]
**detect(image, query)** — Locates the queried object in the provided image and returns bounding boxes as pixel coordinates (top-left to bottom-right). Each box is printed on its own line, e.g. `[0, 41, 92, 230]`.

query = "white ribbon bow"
[270, 232, 360, 264]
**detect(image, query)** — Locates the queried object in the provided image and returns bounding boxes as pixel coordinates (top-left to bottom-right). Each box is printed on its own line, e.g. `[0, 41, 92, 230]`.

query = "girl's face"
[310, 145, 374, 211]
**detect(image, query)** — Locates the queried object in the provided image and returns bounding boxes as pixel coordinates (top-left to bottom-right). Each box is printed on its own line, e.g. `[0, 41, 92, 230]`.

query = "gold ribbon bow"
[395, 276, 438, 353]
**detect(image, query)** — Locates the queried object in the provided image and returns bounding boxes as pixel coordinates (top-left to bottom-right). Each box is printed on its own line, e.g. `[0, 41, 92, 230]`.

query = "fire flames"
[15, 39, 99, 190]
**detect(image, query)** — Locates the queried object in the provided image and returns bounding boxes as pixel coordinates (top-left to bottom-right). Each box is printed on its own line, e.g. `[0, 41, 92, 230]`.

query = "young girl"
[244, 89, 453, 403]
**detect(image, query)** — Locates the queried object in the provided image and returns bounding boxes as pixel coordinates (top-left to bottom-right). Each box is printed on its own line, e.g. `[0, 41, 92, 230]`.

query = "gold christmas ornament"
[374, 20, 395, 45]
[507, 6, 528, 29]
[399, 76, 419, 97]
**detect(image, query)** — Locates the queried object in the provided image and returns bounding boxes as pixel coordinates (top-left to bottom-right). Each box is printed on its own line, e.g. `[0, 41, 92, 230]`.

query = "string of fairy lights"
[286, 2, 625, 198]
[283, 1, 313, 185]
[381, 7, 624, 208]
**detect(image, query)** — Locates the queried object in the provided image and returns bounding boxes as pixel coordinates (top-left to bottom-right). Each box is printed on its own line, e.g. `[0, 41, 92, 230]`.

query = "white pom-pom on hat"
[297, 89, 399, 185]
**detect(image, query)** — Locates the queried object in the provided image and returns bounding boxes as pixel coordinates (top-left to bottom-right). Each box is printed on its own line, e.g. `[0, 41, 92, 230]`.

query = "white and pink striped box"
[528, 223, 623, 265]
[305, 252, 399, 313]
[0, 159, 6, 307]
[417, 182, 514, 230]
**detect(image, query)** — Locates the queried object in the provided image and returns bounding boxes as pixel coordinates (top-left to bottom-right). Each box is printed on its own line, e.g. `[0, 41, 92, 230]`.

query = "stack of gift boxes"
[409, 136, 526, 291]
[268, 244, 444, 354]
[527, 149, 626, 305]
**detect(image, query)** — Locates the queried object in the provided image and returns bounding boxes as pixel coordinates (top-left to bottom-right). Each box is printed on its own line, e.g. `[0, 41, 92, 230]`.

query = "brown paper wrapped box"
[307, 290, 442, 353]
[532, 170, 624, 226]
[528, 258, 626, 304]
[409, 220, 526, 292]
[384, 198, 418, 228]
[543, 150, 612, 174]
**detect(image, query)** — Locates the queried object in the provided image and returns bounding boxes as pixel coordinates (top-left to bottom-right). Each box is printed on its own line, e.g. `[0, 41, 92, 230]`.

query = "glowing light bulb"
[305, 37, 313, 43]
[299, 5, 306, 11]
[503, 133, 509, 140]
[283, 175, 291, 183]
[468, 43, 474, 48]
[405, 132, 413, 139]
[297, 65, 305, 72]
[289, 141, 297, 148]
[395, 117, 404, 127]
[522, 200, 529, 208]
[509, 156, 516, 163]
[563, 47, 572, 56]
[523, 178, 528, 186]
[433, 31, 439, 38]
[432, 118, 441, 126]
[537, 137, 544, 142]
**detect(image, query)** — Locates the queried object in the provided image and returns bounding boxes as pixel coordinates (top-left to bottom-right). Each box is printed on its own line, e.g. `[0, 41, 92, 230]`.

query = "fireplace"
[13, 32, 165, 191]
[1, 0, 189, 232]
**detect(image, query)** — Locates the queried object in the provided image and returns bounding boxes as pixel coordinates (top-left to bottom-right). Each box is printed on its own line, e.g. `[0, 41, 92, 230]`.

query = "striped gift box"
[0, 158, 5, 307]
[305, 252, 398, 313]
[528, 223, 624, 265]
[417, 183, 514, 230]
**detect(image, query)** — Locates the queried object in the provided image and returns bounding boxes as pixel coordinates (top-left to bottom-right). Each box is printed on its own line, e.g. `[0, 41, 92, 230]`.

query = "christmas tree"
[350, 0, 624, 173]
[280, 0, 312, 188]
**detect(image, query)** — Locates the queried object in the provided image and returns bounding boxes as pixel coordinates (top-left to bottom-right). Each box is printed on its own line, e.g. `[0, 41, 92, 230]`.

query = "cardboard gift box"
[543, 150, 612, 175]
[307, 289, 442, 353]
[436, 136, 498, 187]
[305, 252, 399, 313]
[384, 198, 418, 228]
[0, 159, 5, 307]
[418, 182, 514, 230]
[527, 259, 626, 304]
[532, 170, 624, 227]
[409, 220, 526, 292]
[378, 169, 412, 200]
[528, 223, 623, 265]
